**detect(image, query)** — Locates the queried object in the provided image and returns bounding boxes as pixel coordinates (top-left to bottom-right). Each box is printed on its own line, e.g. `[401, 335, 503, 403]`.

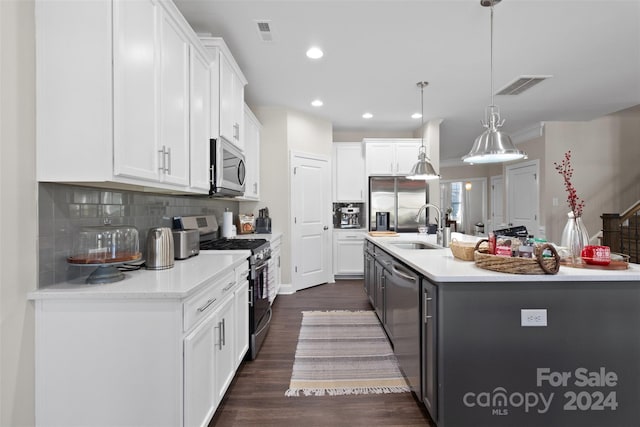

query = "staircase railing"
[601, 200, 640, 264]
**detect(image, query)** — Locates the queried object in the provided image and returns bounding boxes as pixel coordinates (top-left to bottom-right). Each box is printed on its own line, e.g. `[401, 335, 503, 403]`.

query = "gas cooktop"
[200, 238, 268, 251]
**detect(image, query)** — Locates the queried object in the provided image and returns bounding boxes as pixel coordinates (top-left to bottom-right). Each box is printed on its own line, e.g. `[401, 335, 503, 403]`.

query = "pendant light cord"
[490, 4, 494, 107]
[421, 83, 425, 149]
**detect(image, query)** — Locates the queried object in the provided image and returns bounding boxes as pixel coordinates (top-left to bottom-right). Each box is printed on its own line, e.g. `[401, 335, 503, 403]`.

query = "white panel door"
[159, 9, 189, 185]
[506, 160, 539, 235]
[394, 141, 421, 175]
[113, 0, 160, 181]
[234, 280, 249, 368]
[292, 153, 331, 291]
[490, 175, 505, 229]
[214, 294, 235, 404]
[366, 142, 394, 175]
[333, 143, 365, 202]
[189, 45, 211, 192]
[183, 313, 216, 427]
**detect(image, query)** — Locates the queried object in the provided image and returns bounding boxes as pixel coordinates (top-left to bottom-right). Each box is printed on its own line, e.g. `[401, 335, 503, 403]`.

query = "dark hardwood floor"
[210, 279, 435, 427]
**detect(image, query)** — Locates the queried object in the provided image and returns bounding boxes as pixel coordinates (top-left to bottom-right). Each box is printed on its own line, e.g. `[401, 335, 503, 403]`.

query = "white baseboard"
[277, 283, 295, 295]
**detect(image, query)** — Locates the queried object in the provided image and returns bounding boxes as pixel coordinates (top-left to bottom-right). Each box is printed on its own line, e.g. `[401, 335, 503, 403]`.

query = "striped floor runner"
[285, 310, 410, 397]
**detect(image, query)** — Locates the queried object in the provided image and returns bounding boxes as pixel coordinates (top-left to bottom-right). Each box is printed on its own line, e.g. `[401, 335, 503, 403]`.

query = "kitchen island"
[365, 233, 640, 427]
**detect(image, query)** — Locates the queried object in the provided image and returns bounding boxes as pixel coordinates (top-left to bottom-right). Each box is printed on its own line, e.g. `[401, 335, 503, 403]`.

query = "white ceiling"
[174, 0, 640, 162]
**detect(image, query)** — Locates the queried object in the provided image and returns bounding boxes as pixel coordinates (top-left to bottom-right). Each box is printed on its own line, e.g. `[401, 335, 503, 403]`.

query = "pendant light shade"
[408, 81, 440, 180]
[462, 0, 527, 164]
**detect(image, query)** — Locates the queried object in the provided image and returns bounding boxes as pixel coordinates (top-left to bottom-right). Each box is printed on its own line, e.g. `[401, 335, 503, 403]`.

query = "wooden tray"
[368, 231, 399, 237]
[560, 260, 629, 270]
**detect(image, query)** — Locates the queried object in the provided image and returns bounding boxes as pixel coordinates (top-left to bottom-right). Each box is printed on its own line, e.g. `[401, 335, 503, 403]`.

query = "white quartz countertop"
[29, 251, 250, 300]
[367, 232, 640, 283]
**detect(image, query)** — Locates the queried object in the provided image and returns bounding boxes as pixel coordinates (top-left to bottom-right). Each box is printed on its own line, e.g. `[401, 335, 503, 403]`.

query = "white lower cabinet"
[213, 293, 236, 405]
[234, 268, 250, 368]
[333, 230, 367, 276]
[268, 235, 283, 301]
[184, 307, 218, 427]
[33, 264, 249, 427]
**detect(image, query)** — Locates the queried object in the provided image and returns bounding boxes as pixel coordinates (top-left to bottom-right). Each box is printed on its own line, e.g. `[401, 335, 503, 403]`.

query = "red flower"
[554, 150, 585, 218]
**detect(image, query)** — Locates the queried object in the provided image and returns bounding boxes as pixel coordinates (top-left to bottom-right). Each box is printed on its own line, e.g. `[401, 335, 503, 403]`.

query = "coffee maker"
[340, 206, 361, 229]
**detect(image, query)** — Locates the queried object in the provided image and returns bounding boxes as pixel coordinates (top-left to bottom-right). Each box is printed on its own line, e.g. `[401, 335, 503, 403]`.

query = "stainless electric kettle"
[145, 227, 174, 270]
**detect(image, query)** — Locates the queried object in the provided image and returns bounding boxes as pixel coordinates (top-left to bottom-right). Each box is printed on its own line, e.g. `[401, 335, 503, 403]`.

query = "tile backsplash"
[38, 183, 239, 287]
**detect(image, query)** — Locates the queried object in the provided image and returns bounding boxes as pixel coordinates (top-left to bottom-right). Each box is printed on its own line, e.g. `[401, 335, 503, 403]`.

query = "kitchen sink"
[390, 241, 440, 250]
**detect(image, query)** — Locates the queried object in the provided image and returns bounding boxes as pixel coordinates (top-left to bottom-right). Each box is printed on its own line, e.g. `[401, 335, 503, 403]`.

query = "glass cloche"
[67, 224, 141, 284]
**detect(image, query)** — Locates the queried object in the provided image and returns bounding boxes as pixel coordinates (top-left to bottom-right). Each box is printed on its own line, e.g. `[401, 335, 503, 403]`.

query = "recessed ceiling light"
[311, 99, 323, 107]
[362, 113, 373, 119]
[411, 113, 422, 119]
[306, 47, 324, 59]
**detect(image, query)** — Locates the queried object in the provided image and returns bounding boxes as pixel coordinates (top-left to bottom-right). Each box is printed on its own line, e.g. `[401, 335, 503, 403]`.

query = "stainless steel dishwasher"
[388, 259, 421, 397]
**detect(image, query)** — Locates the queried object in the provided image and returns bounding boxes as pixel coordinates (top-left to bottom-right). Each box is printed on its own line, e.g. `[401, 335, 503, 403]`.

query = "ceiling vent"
[255, 20, 274, 42]
[496, 75, 551, 95]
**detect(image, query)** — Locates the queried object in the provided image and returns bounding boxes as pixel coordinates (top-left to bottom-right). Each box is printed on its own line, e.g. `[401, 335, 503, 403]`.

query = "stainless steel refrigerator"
[369, 176, 429, 232]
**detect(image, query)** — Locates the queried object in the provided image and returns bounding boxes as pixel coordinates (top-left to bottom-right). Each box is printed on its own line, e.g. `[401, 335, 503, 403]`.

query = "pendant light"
[407, 81, 440, 180]
[462, 0, 527, 164]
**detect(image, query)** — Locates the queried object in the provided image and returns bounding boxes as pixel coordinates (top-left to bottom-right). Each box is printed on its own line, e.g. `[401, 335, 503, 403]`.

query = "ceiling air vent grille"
[496, 75, 551, 95]
[255, 20, 274, 42]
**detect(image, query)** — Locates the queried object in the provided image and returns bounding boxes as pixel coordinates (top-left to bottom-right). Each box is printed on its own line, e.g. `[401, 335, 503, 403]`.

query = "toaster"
[172, 229, 200, 260]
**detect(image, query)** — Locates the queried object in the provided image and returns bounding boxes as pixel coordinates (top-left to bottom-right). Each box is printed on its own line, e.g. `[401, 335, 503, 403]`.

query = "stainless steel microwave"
[209, 138, 246, 196]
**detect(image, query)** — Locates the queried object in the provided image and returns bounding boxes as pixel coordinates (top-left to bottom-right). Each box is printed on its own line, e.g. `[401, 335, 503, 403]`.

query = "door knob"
[323, 226, 329, 230]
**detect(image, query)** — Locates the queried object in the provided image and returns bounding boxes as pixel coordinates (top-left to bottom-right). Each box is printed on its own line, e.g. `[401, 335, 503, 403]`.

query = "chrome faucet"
[415, 203, 449, 247]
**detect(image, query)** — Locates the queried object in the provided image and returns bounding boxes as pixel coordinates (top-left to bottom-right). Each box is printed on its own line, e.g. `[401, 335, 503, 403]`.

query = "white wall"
[333, 130, 413, 142]
[545, 106, 640, 243]
[255, 107, 332, 286]
[0, 1, 37, 425]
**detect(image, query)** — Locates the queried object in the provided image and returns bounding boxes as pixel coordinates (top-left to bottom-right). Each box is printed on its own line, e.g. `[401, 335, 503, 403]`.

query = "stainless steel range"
[173, 215, 272, 360]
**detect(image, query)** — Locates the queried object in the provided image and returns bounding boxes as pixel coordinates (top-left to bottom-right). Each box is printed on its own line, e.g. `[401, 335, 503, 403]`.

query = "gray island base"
[364, 233, 640, 427]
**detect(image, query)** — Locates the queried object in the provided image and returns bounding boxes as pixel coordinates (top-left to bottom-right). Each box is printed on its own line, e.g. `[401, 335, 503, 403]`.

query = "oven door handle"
[254, 307, 272, 337]
[251, 259, 269, 280]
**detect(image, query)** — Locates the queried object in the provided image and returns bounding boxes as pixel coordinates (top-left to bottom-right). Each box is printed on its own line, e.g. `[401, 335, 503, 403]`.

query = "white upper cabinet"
[36, 0, 212, 194]
[190, 45, 212, 192]
[394, 141, 423, 175]
[239, 104, 261, 201]
[364, 138, 422, 176]
[200, 37, 247, 150]
[157, 7, 190, 186]
[112, 0, 160, 182]
[333, 143, 365, 202]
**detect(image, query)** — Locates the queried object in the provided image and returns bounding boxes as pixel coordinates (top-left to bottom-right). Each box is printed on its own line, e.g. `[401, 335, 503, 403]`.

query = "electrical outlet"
[521, 309, 547, 327]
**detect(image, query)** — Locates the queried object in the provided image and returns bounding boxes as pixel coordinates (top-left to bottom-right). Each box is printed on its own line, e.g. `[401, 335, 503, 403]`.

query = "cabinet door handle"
[221, 318, 226, 347]
[197, 298, 216, 313]
[166, 147, 171, 174]
[223, 281, 236, 292]
[424, 291, 433, 324]
[217, 322, 223, 350]
[158, 147, 166, 172]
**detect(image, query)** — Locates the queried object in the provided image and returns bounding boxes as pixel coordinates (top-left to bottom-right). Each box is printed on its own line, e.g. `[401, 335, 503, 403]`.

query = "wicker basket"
[473, 239, 561, 275]
[450, 239, 483, 261]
